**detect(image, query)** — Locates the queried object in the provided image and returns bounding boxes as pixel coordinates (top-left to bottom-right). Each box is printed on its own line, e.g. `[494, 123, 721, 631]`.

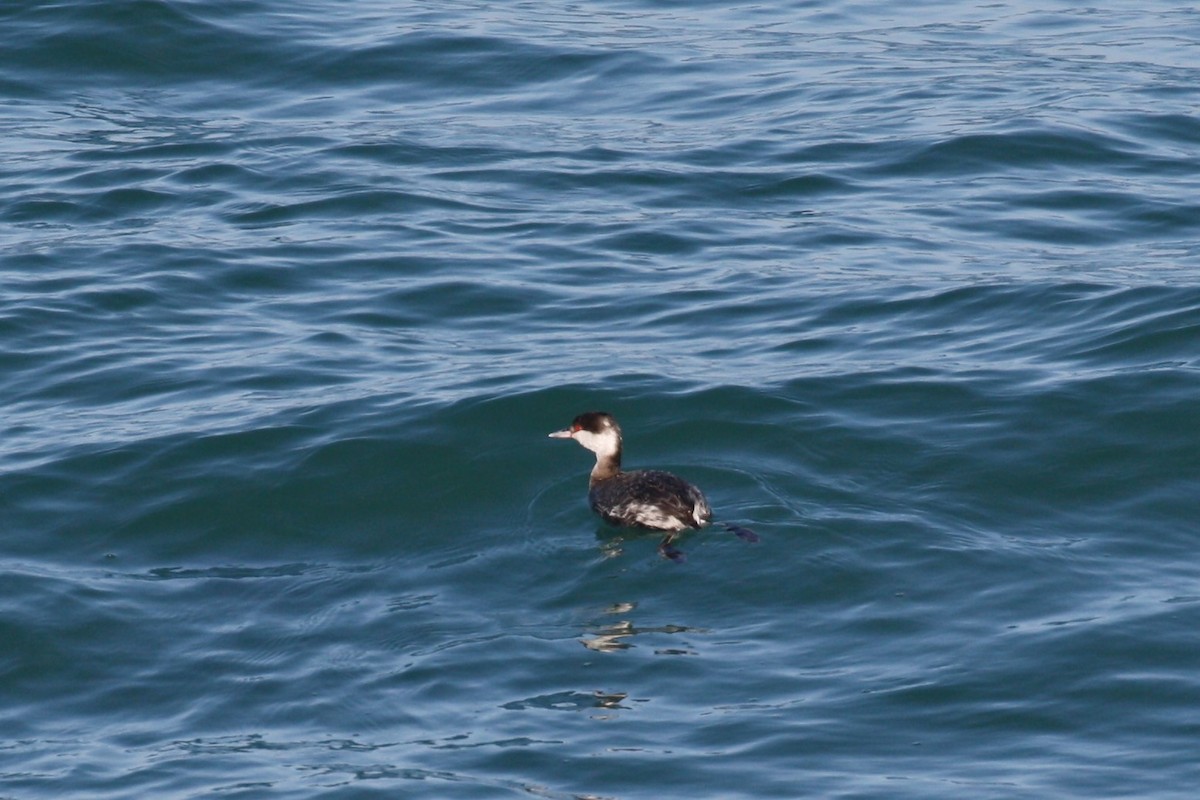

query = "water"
[3, 1, 1199, 797]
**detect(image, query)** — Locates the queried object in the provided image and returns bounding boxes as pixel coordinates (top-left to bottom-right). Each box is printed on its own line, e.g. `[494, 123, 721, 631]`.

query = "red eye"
[572, 423, 582, 432]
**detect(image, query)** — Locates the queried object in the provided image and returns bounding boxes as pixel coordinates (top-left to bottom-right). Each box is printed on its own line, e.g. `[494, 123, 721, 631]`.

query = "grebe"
[549, 411, 757, 559]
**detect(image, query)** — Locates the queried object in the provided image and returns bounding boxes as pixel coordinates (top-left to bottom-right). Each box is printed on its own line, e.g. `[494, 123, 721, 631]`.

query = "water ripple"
[3, 2, 1200, 799]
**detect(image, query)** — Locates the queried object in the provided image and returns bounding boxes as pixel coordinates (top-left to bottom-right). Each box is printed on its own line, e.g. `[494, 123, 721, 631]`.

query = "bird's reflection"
[591, 690, 627, 709]
[579, 601, 704, 654]
[596, 523, 757, 562]
[597, 531, 687, 562]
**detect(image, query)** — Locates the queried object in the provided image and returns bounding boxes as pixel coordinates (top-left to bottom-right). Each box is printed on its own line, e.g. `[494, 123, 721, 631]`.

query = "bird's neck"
[589, 447, 622, 484]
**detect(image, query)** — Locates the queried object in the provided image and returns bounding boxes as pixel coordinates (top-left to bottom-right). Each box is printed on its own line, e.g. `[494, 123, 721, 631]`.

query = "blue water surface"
[2, 1, 1199, 798]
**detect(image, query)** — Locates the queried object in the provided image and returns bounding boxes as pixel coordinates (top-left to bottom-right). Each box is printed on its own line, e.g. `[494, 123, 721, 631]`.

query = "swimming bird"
[549, 411, 757, 559]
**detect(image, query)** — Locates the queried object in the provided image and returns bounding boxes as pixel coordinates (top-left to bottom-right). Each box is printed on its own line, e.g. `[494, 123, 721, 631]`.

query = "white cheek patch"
[574, 429, 619, 458]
